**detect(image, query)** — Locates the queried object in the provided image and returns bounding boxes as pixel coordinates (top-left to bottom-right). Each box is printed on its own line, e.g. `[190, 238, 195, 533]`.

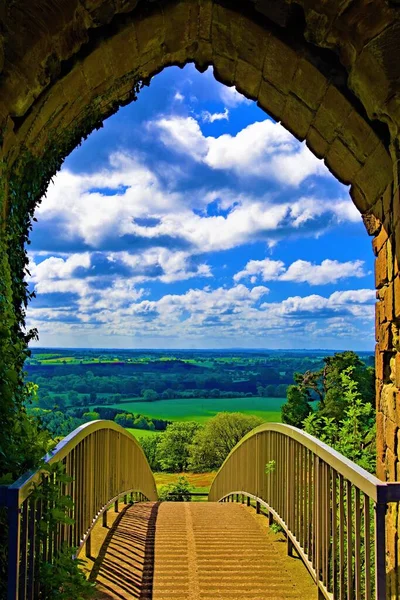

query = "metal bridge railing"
[0, 420, 158, 600]
[208, 422, 400, 600]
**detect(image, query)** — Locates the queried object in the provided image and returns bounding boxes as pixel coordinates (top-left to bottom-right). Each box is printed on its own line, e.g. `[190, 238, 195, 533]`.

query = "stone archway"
[0, 0, 399, 593]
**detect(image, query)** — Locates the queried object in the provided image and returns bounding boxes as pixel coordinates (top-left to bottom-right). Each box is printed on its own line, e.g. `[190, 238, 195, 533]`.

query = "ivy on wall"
[0, 78, 144, 598]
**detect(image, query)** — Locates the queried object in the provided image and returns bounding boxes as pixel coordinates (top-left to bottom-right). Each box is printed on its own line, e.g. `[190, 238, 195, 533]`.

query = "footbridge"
[2, 421, 400, 600]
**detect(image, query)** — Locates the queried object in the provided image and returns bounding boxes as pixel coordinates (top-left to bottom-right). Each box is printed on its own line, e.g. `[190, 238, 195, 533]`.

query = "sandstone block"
[291, 58, 327, 111]
[282, 94, 314, 141]
[395, 275, 400, 319]
[386, 417, 398, 454]
[354, 142, 393, 207]
[82, 43, 111, 89]
[376, 345, 384, 381]
[306, 127, 328, 159]
[379, 321, 391, 352]
[199, 0, 212, 41]
[211, 6, 239, 60]
[213, 54, 235, 86]
[312, 85, 352, 143]
[362, 211, 381, 236]
[383, 282, 394, 322]
[235, 60, 261, 100]
[262, 36, 297, 94]
[386, 447, 397, 481]
[350, 184, 372, 214]
[394, 186, 400, 227]
[163, 1, 195, 54]
[340, 109, 379, 164]
[325, 138, 362, 185]
[375, 245, 388, 288]
[387, 236, 394, 282]
[105, 25, 139, 79]
[238, 19, 269, 70]
[377, 411, 386, 461]
[257, 80, 286, 123]
[135, 9, 165, 57]
[373, 225, 389, 256]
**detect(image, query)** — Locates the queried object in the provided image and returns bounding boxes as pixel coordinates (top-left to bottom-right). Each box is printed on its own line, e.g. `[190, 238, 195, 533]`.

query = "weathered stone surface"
[262, 36, 298, 94]
[362, 211, 381, 236]
[257, 80, 286, 122]
[375, 245, 388, 288]
[386, 416, 398, 454]
[235, 60, 261, 100]
[306, 126, 328, 159]
[394, 275, 400, 319]
[354, 142, 393, 205]
[282, 94, 314, 141]
[312, 85, 352, 144]
[325, 138, 362, 185]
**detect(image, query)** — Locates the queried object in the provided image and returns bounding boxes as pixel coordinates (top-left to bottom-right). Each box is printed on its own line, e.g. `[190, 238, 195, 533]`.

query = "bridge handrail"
[2, 420, 158, 600]
[209, 422, 400, 600]
[8, 420, 156, 504]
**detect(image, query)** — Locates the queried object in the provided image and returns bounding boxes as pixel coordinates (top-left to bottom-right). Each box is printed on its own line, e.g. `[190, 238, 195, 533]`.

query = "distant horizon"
[29, 346, 375, 353]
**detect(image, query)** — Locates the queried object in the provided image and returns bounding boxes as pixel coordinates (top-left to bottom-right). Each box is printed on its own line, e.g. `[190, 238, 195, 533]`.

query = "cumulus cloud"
[273, 289, 375, 319]
[201, 108, 229, 123]
[151, 116, 330, 186]
[34, 153, 358, 265]
[235, 258, 368, 285]
[234, 258, 285, 282]
[27, 282, 375, 347]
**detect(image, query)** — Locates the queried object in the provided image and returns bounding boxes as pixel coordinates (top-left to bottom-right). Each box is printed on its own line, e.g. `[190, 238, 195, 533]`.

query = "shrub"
[159, 476, 193, 502]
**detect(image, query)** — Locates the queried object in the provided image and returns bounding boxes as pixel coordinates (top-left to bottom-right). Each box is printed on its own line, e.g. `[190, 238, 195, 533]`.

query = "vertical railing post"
[85, 534, 91, 558]
[102, 510, 107, 527]
[7, 487, 21, 600]
[375, 493, 387, 600]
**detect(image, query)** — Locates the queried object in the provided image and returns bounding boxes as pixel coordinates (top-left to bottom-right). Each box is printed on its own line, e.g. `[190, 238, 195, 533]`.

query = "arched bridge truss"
[2, 420, 400, 600]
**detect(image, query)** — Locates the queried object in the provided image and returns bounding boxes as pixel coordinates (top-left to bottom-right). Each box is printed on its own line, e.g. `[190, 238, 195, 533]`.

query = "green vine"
[0, 76, 143, 598]
[31, 463, 95, 599]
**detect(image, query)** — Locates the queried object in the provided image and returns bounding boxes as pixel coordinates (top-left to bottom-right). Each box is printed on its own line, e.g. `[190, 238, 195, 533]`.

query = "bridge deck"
[85, 501, 315, 600]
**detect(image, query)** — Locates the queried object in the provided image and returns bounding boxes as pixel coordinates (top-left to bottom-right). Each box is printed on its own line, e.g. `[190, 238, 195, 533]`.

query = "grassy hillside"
[102, 396, 284, 425]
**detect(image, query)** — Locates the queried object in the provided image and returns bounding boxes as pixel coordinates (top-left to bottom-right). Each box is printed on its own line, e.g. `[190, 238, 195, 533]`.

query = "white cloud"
[174, 91, 184, 102]
[234, 258, 367, 285]
[201, 108, 229, 123]
[151, 116, 330, 186]
[219, 85, 251, 108]
[280, 259, 366, 285]
[234, 258, 285, 282]
[27, 281, 374, 347]
[36, 153, 358, 262]
[271, 289, 375, 318]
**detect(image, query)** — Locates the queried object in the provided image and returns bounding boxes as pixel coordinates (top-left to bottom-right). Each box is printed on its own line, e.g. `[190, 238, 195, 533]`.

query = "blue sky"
[27, 64, 375, 350]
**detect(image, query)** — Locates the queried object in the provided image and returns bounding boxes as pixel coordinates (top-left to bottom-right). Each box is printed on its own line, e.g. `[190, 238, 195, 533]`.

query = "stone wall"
[0, 0, 399, 594]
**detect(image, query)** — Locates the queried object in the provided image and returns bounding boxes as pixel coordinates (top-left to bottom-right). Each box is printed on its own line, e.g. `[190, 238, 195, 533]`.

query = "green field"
[128, 428, 159, 440]
[103, 396, 284, 424]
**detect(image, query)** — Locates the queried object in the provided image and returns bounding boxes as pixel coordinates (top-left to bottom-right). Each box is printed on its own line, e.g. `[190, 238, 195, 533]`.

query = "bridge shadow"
[90, 502, 160, 600]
